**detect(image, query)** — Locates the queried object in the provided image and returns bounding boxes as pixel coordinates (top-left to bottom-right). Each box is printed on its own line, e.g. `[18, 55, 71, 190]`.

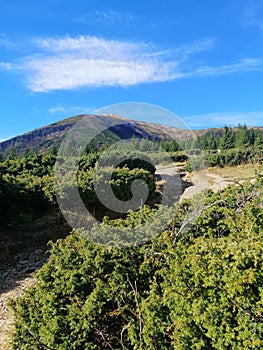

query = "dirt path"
[0, 248, 48, 349]
[156, 163, 230, 201]
[180, 169, 230, 200]
[156, 163, 261, 201]
[0, 276, 36, 349]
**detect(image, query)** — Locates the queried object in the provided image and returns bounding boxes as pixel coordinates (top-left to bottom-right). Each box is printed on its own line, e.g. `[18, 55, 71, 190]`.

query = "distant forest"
[193, 124, 263, 150]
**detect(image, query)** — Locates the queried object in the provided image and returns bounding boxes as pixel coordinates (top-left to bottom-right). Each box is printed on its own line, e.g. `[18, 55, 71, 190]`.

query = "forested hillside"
[181, 124, 263, 170]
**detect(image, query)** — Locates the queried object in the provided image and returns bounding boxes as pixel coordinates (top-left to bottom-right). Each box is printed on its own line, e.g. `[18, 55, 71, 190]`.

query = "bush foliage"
[11, 176, 263, 349]
[1, 130, 263, 348]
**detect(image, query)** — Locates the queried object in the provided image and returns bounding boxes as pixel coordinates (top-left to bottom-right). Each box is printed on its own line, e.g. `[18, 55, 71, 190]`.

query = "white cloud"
[173, 38, 215, 58]
[185, 111, 263, 128]
[187, 58, 263, 77]
[33, 35, 148, 56]
[25, 56, 180, 92]
[2, 34, 263, 92]
[21, 35, 186, 92]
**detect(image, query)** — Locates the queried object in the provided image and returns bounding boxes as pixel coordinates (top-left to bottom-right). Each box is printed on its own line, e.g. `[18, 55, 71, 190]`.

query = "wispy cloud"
[25, 57, 180, 92]
[33, 35, 152, 57]
[76, 10, 138, 25]
[48, 104, 96, 116]
[173, 38, 215, 58]
[3, 35, 190, 92]
[0, 33, 16, 49]
[241, 0, 263, 32]
[185, 111, 263, 128]
[188, 58, 263, 77]
[0, 61, 13, 70]
[1, 34, 263, 92]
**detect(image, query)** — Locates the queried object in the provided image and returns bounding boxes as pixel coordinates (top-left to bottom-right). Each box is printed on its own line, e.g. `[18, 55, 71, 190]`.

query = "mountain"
[0, 115, 82, 157]
[1, 114, 263, 157]
[0, 114, 188, 157]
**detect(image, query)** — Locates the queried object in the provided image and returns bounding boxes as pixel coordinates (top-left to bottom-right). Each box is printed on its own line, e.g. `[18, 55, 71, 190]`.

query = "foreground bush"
[11, 178, 263, 349]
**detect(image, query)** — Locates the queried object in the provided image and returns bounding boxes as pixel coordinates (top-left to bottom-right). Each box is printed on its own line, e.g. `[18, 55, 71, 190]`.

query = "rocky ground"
[0, 247, 49, 349]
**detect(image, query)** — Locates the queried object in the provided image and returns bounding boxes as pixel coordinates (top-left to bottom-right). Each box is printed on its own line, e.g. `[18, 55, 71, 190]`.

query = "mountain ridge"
[0, 114, 182, 156]
[1, 113, 263, 157]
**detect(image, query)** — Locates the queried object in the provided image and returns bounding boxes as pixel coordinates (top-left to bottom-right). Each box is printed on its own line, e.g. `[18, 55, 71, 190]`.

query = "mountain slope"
[0, 114, 180, 157]
[1, 114, 263, 157]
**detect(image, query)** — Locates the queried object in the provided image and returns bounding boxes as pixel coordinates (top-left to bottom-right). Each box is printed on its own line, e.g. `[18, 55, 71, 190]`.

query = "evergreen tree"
[235, 124, 250, 148]
[220, 126, 236, 150]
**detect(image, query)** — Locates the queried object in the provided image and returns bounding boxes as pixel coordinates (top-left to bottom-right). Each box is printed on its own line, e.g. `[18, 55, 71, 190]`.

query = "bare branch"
[120, 324, 129, 349]
[25, 327, 58, 350]
[93, 326, 114, 350]
[173, 200, 224, 244]
[126, 274, 144, 347]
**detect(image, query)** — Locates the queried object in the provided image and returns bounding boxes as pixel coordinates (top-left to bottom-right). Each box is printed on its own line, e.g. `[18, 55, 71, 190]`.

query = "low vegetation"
[10, 176, 263, 349]
[0, 124, 262, 349]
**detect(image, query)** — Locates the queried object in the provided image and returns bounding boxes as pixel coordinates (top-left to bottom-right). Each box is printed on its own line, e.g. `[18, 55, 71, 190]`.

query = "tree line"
[195, 124, 263, 151]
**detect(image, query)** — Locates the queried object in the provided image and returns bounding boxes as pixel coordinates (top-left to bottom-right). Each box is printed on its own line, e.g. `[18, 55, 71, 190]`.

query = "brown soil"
[0, 275, 36, 350]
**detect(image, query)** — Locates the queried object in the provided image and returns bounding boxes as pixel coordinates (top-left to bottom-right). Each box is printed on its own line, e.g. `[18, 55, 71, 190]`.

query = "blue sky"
[1, 0, 263, 140]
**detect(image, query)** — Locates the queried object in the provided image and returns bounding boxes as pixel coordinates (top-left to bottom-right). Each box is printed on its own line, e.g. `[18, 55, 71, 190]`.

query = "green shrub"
[11, 178, 263, 349]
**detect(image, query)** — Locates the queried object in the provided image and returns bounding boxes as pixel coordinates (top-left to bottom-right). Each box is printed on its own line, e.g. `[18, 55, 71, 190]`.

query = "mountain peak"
[0, 114, 172, 157]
